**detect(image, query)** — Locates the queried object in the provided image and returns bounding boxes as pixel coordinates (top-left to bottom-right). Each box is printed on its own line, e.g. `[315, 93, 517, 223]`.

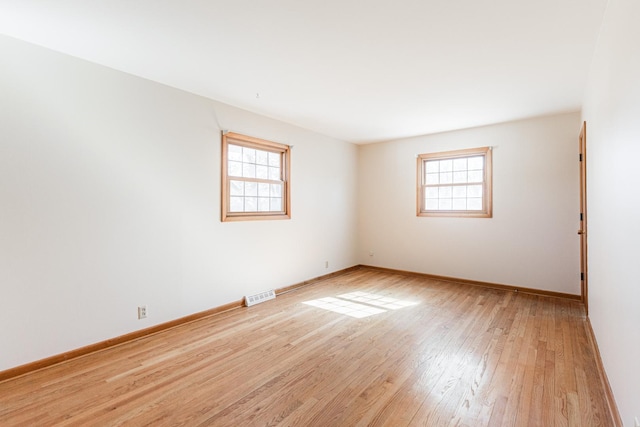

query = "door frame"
[579, 121, 588, 314]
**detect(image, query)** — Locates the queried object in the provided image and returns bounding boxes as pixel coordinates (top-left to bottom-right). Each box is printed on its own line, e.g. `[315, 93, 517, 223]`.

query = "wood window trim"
[416, 146, 493, 218]
[221, 132, 291, 222]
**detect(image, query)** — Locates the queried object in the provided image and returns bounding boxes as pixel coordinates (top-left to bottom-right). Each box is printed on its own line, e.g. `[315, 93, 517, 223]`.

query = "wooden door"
[578, 121, 588, 314]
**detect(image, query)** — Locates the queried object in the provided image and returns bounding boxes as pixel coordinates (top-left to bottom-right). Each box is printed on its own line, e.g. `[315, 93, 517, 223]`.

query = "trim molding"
[0, 265, 360, 383]
[276, 265, 360, 295]
[358, 265, 582, 301]
[584, 317, 623, 426]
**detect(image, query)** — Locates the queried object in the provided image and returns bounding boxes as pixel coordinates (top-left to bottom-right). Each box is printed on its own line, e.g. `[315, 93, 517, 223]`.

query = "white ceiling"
[0, 1, 607, 143]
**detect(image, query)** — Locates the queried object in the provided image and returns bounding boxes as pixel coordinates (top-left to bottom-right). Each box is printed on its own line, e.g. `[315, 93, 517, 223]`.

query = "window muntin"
[222, 132, 290, 222]
[417, 147, 492, 218]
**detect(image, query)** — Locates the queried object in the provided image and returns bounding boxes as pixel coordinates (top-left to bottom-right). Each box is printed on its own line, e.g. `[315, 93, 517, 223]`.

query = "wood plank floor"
[0, 268, 613, 426]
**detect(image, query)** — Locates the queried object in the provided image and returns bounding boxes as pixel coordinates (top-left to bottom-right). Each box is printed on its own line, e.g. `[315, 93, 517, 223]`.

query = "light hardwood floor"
[0, 268, 613, 426]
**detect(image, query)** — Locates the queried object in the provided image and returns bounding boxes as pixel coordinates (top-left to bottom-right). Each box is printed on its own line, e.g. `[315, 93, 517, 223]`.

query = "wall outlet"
[137, 305, 147, 319]
[368, 251, 374, 257]
[325, 261, 329, 269]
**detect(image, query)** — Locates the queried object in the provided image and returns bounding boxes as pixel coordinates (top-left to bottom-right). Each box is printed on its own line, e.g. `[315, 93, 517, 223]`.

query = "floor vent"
[244, 290, 276, 307]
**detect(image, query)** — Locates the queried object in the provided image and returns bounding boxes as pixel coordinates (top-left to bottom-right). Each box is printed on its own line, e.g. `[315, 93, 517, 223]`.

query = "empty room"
[0, 1, 638, 426]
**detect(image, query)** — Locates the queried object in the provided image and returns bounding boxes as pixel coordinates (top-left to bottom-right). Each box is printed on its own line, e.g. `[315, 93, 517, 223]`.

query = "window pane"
[268, 152, 280, 167]
[425, 187, 439, 199]
[426, 173, 439, 185]
[245, 197, 258, 212]
[439, 186, 452, 198]
[230, 180, 244, 196]
[256, 150, 268, 165]
[452, 186, 467, 198]
[258, 197, 270, 211]
[468, 198, 483, 210]
[468, 170, 483, 183]
[228, 144, 242, 161]
[270, 183, 282, 197]
[243, 147, 256, 163]
[270, 197, 282, 211]
[243, 163, 256, 178]
[258, 183, 270, 197]
[245, 181, 257, 197]
[228, 161, 242, 177]
[425, 161, 439, 173]
[425, 199, 438, 210]
[440, 160, 453, 172]
[468, 156, 484, 170]
[452, 198, 467, 210]
[453, 158, 467, 171]
[439, 199, 452, 210]
[440, 172, 453, 184]
[230, 196, 244, 212]
[468, 185, 483, 197]
[256, 165, 268, 179]
[453, 171, 467, 183]
[269, 167, 280, 180]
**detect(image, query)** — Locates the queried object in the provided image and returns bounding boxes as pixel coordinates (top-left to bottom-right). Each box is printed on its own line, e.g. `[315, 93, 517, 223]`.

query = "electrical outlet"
[368, 251, 374, 257]
[325, 261, 329, 269]
[138, 305, 147, 319]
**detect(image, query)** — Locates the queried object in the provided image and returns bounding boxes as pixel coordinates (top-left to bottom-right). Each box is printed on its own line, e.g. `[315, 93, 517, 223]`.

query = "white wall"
[358, 113, 581, 294]
[582, 0, 640, 424]
[0, 35, 358, 371]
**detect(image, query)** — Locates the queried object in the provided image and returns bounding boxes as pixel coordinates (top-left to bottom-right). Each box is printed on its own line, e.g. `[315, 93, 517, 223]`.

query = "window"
[221, 132, 291, 222]
[417, 146, 492, 218]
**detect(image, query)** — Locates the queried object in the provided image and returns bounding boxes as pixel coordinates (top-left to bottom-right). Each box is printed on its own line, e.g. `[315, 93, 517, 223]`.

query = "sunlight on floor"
[303, 297, 386, 318]
[303, 291, 420, 318]
[338, 291, 420, 310]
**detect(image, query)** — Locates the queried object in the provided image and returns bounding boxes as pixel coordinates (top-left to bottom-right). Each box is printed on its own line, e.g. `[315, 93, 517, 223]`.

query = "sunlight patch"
[302, 297, 386, 318]
[302, 292, 420, 318]
[338, 291, 420, 310]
